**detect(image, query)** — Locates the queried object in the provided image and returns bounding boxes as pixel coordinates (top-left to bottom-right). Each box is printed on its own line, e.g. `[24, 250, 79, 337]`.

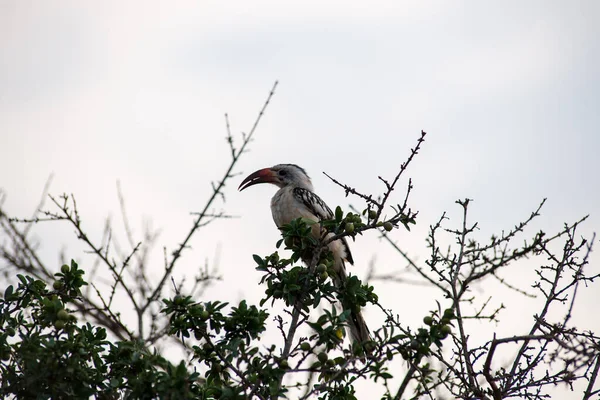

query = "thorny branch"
[0, 81, 278, 351]
[379, 197, 598, 399]
[1, 116, 598, 400]
[261, 128, 598, 399]
[142, 80, 279, 312]
[272, 131, 427, 397]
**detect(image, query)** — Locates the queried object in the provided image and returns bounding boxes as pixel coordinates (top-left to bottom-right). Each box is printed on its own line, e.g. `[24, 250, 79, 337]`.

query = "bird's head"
[238, 164, 313, 191]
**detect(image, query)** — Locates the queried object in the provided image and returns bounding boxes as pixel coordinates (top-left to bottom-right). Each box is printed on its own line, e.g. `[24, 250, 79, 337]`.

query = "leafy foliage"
[0, 209, 459, 400]
[0, 261, 201, 399]
[0, 127, 598, 399]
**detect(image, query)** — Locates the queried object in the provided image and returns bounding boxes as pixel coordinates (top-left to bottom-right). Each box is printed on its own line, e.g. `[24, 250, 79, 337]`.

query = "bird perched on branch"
[239, 163, 370, 344]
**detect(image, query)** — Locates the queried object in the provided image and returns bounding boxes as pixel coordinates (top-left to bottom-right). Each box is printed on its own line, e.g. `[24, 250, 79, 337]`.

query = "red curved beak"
[238, 168, 278, 191]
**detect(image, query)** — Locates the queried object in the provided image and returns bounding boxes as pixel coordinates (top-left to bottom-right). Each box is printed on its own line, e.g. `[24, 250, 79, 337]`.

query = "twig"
[394, 363, 417, 400]
[141, 81, 278, 313]
[583, 354, 600, 400]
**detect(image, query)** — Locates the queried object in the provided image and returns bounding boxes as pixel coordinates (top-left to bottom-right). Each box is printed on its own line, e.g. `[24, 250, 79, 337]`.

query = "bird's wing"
[292, 187, 354, 265]
[292, 187, 334, 219]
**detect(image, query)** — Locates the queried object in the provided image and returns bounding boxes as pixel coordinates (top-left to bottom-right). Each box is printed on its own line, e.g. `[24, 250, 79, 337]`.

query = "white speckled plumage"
[240, 163, 370, 344]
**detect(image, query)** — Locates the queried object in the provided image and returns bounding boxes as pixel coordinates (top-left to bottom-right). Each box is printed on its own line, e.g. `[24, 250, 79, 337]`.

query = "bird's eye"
[279, 170, 288, 177]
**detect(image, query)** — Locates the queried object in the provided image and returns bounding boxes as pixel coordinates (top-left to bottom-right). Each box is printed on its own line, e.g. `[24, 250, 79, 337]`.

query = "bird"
[238, 163, 370, 345]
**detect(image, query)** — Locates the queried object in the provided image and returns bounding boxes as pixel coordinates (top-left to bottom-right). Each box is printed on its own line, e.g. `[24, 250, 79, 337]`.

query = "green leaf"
[335, 206, 343, 222]
[252, 254, 265, 267]
[300, 217, 317, 226]
[4, 285, 13, 299]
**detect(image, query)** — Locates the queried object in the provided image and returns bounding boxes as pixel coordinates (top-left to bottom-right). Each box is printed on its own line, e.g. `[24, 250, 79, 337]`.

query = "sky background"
[1, 1, 599, 398]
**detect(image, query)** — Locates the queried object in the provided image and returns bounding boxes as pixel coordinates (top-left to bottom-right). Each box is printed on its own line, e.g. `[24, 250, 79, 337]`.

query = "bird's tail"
[332, 263, 371, 345]
[348, 304, 371, 344]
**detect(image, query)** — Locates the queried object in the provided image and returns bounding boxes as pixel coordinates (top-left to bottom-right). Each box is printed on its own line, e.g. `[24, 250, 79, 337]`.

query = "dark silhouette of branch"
[0, 82, 278, 352]
[142, 80, 279, 313]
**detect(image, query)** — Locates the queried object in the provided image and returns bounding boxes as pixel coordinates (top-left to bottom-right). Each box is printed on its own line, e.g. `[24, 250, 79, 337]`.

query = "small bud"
[194, 304, 205, 313]
[300, 342, 311, 351]
[57, 309, 70, 321]
[61, 264, 70, 274]
[383, 222, 394, 232]
[317, 352, 328, 363]
[345, 222, 355, 233]
[440, 325, 452, 335]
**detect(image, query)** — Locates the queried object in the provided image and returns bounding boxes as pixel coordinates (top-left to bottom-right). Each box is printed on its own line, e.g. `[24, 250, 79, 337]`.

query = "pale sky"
[1, 1, 599, 398]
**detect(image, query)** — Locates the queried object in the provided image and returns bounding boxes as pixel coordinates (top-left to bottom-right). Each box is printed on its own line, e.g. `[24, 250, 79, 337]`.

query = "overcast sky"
[1, 1, 599, 398]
